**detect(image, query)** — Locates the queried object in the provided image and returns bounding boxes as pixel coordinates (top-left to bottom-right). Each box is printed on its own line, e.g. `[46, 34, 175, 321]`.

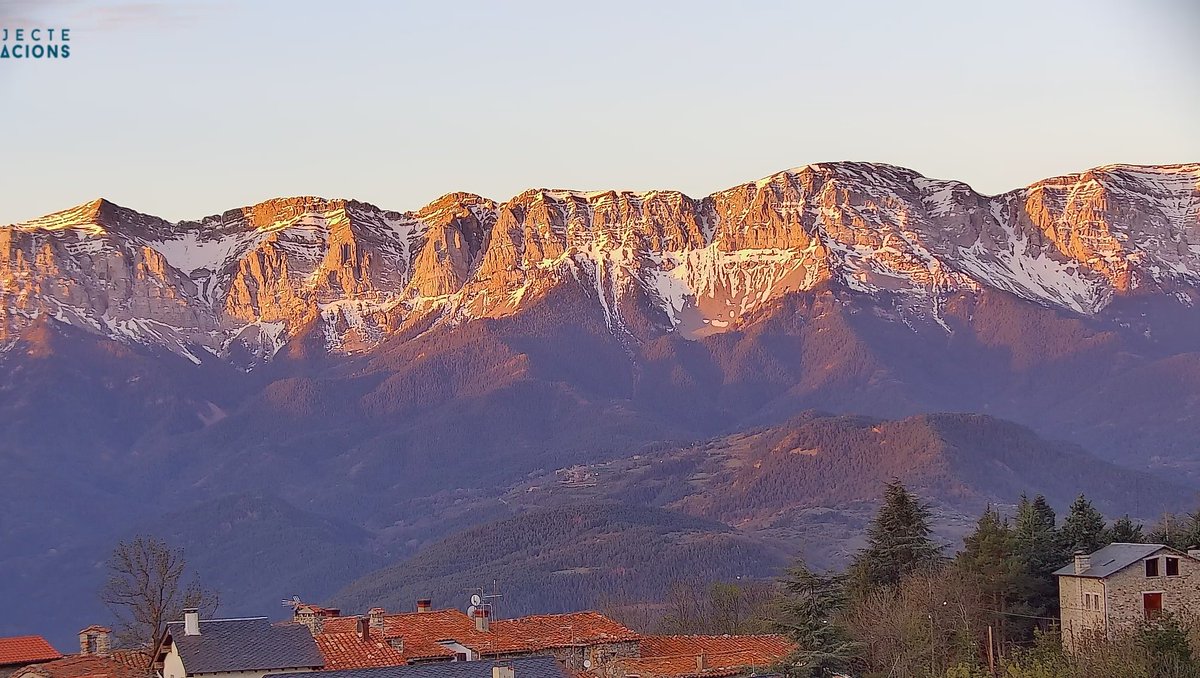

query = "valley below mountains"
[3, 161, 1200, 647]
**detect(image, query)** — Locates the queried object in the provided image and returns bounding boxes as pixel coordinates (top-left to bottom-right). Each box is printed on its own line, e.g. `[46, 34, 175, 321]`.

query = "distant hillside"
[469, 412, 1197, 570]
[665, 412, 1194, 522]
[140, 493, 384, 618]
[0, 493, 383, 648]
[331, 502, 789, 616]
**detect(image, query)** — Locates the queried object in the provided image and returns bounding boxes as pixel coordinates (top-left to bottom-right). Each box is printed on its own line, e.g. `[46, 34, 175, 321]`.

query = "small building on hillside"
[1055, 542, 1200, 652]
[11, 627, 149, 678]
[0, 636, 63, 678]
[157, 610, 325, 678]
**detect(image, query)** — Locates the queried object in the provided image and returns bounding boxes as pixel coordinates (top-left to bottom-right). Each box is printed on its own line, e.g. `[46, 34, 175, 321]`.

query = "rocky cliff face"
[2, 162, 1197, 365]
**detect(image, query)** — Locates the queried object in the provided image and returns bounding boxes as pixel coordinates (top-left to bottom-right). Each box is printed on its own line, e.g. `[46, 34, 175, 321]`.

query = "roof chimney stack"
[369, 607, 386, 629]
[416, 599, 432, 613]
[1074, 550, 1090, 575]
[78, 626, 111, 657]
[184, 609, 201, 636]
[493, 666, 514, 678]
[474, 608, 490, 632]
[356, 616, 371, 642]
[696, 654, 708, 672]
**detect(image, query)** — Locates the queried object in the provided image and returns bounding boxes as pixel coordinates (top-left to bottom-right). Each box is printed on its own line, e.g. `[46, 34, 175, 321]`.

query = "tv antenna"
[466, 581, 504, 619]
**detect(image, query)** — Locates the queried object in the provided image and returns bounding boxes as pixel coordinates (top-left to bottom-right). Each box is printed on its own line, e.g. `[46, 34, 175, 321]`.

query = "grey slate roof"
[264, 656, 570, 678]
[167, 618, 324, 674]
[1052, 543, 1173, 578]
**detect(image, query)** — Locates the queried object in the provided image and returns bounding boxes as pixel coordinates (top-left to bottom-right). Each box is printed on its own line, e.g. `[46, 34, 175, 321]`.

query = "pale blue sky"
[1, 0, 1197, 223]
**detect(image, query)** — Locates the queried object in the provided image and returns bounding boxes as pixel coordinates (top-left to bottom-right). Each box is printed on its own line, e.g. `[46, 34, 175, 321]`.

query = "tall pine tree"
[958, 505, 1023, 650]
[1012, 494, 1066, 634]
[1105, 515, 1145, 544]
[1059, 494, 1107, 554]
[846, 479, 942, 596]
[773, 561, 857, 678]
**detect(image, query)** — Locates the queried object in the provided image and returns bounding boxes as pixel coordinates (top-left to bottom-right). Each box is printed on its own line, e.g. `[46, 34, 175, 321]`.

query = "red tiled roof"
[314, 609, 639, 664]
[324, 610, 467, 661]
[313, 633, 407, 670]
[0, 637, 62, 667]
[620, 635, 793, 678]
[482, 612, 641, 654]
[15, 651, 151, 678]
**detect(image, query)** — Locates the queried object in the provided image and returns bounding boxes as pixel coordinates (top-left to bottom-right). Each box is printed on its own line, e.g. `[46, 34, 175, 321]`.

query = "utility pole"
[929, 613, 935, 677]
[987, 625, 996, 676]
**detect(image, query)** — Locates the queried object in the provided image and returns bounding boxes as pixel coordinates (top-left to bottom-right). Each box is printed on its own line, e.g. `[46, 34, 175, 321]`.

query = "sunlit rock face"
[3, 162, 1197, 365]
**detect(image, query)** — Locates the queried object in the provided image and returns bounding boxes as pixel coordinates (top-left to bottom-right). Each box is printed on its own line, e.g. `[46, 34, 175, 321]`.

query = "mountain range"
[3, 161, 1199, 647]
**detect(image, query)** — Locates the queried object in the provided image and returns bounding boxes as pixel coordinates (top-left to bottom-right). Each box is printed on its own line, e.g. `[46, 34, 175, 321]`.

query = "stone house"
[1055, 542, 1200, 652]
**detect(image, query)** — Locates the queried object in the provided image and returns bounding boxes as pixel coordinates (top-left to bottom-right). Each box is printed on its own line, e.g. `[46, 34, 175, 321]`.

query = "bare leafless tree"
[100, 536, 218, 650]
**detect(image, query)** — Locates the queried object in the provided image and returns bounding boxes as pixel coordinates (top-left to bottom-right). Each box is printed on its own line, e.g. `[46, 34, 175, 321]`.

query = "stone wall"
[1104, 549, 1200, 636]
[1059, 575, 1107, 653]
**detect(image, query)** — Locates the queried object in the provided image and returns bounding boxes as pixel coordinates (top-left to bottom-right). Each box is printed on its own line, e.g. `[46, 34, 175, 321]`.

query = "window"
[1146, 558, 1160, 577]
[1144, 592, 1164, 620]
[1167, 557, 1180, 576]
[1083, 594, 1091, 610]
[455, 653, 468, 662]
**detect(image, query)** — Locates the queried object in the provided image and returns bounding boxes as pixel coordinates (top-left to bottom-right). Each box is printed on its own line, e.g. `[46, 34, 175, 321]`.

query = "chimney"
[474, 608, 490, 632]
[369, 607, 386, 629]
[416, 599, 432, 613]
[387, 637, 405, 652]
[1074, 550, 1090, 575]
[78, 626, 111, 657]
[696, 654, 708, 672]
[493, 666, 514, 678]
[184, 608, 201, 636]
[356, 617, 371, 642]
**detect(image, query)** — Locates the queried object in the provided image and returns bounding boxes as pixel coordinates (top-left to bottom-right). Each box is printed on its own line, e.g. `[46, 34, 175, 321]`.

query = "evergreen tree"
[1149, 512, 1190, 550]
[1105, 515, 1146, 544]
[772, 561, 858, 678]
[957, 506, 1023, 650]
[1059, 494, 1108, 554]
[1012, 494, 1066, 633]
[846, 479, 942, 596]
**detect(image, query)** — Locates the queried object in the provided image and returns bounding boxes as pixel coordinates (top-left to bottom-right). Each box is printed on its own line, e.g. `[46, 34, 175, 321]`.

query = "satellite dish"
[467, 605, 477, 617]
[471, 594, 483, 606]
[583, 661, 592, 669]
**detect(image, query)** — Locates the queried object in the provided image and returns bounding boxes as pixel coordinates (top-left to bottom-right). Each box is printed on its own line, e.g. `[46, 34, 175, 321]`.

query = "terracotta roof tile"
[315, 610, 638, 664]
[15, 651, 151, 678]
[313, 634, 407, 670]
[482, 612, 640, 654]
[0, 636, 62, 667]
[620, 636, 793, 678]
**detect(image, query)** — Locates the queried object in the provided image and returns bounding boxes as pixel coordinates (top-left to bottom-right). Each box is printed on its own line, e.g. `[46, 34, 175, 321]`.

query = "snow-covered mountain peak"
[3, 162, 1197, 365]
